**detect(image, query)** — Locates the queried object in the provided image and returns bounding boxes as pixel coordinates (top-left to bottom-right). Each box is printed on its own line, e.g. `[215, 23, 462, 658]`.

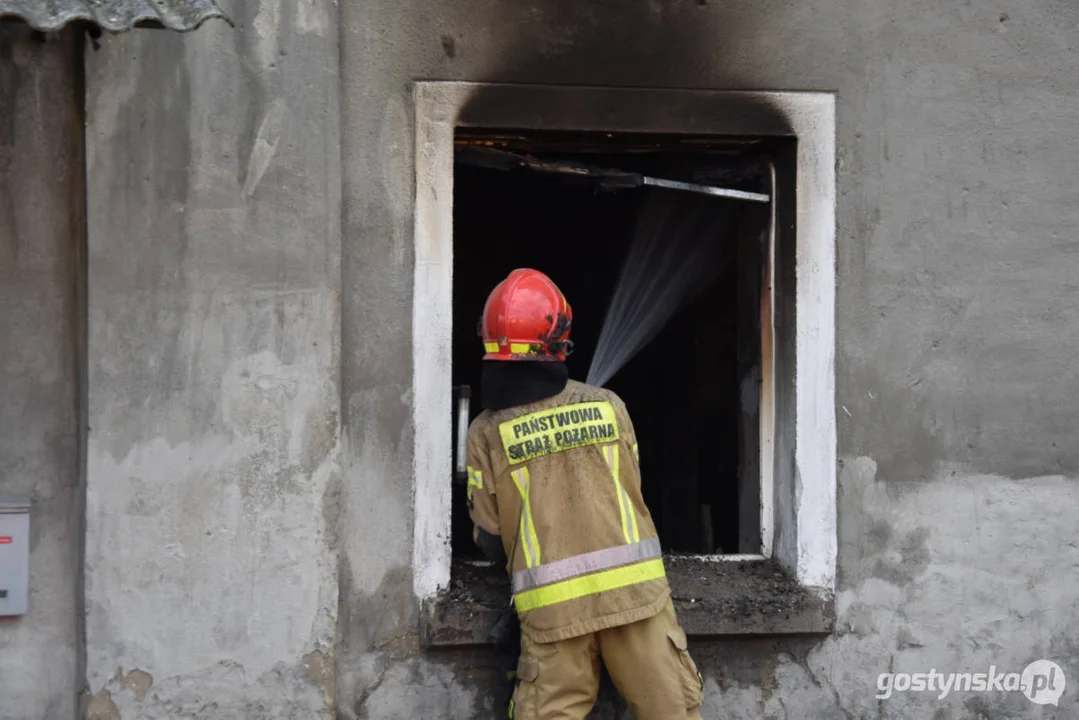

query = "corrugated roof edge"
[0, 0, 231, 33]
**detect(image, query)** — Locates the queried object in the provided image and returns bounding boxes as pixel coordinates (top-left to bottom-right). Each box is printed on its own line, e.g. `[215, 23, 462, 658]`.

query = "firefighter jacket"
[467, 379, 670, 644]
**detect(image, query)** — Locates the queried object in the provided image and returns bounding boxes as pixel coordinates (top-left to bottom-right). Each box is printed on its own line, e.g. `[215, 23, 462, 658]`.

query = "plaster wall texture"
[38, 0, 1079, 717]
[82, 0, 342, 716]
[0, 27, 83, 720]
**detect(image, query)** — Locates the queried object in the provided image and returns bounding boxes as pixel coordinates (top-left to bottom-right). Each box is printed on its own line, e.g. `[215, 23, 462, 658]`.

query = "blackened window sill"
[421, 555, 835, 648]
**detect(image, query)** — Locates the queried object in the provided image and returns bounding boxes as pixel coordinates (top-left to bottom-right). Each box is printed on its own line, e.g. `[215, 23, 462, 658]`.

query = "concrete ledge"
[664, 555, 835, 637]
[421, 556, 834, 648]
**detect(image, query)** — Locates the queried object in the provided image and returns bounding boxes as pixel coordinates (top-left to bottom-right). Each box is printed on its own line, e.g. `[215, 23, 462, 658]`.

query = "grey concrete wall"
[82, 0, 342, 715]
[58, 0, 1079, 718]
[0, 27, 82, 720]
[337, 0, 1079, 718]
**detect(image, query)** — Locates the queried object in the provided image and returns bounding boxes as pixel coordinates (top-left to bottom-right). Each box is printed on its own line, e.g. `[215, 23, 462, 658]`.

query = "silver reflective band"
[512, 537, 663, 593]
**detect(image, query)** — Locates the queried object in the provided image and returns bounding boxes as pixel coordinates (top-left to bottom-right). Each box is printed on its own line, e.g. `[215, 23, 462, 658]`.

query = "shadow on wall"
[442, 0, 783, 90]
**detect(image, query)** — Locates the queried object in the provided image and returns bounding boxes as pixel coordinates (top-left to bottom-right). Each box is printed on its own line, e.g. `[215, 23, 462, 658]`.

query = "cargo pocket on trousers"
[509, 656, 539, 718]
[666, 627, 704, 710]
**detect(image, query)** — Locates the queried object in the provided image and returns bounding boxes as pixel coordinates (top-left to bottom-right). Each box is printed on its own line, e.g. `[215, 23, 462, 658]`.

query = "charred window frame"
[412, 83, 836, 641]
[448, 132, 774, 561]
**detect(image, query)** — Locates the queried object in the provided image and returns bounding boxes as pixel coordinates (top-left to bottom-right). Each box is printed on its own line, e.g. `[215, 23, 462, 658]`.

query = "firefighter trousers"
[510, 598, 705, 719]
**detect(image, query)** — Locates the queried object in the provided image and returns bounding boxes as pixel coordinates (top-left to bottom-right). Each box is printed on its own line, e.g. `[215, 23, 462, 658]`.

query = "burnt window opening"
[450, 129, 783, 560]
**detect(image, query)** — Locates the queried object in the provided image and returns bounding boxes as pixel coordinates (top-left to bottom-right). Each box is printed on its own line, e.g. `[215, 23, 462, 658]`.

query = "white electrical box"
[0, 496, 30, 616]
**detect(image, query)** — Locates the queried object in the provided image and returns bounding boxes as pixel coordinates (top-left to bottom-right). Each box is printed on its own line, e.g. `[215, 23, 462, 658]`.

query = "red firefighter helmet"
[480, 269, 573, 361]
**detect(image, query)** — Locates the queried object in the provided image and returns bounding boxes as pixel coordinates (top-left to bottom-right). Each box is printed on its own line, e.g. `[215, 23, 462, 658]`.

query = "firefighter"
[466, 268, 705, 720]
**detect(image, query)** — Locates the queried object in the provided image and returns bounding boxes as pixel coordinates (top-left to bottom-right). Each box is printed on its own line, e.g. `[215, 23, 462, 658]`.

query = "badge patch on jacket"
[498, 401, 619, 464]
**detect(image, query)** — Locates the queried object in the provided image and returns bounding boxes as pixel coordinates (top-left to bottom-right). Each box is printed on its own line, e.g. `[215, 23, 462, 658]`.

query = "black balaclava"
[480, 360, 569, 411]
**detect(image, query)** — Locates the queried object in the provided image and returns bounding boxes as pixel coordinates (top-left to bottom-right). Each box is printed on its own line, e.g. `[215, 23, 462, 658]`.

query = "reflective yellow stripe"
[467, 466, 483, 488]
[619, 448, 639, 541]
[624, 453, 639, 541]
[512, 538, 663, 593]
[514, 558, 667, 612]
[603, 445, 631, 544]
[632, 443, 639, 463]
[511, 468, 541, 568]
[466, 466, 483, 501]
[486, 341, 540, 355]
[603, 444, 639, 543]
[518, 512, 533, 567]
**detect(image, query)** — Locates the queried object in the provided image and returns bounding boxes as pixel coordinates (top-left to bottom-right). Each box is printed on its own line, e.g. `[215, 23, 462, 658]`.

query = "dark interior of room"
[450, 130, 771, 560]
